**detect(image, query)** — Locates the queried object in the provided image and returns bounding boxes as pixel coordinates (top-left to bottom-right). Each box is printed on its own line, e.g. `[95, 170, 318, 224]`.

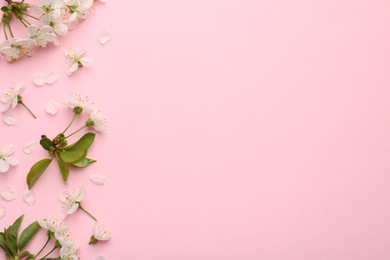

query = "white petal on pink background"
[33, 71, 59, 87]
[23, 190, 35, 206]
[98, 31, 111, 45]
[2, 112, 17, 126]
[96, 256, 107, 260]
[0, 186, 16, 201]
[0, 205, 5, 219]
[32, 72, 47, 87]
[90, 174, 106, 185]
[44, 101, 60, 115]
[23, 142, 38, 154]
[45, 71, 59, 84]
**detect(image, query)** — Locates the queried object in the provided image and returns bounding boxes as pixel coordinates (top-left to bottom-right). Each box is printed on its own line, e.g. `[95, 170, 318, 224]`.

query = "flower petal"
[23, 190, 35, 206]
[90, 174, 106, 185]
[0, 160, 9, 173]
[96, 256, 107, 260]
[98, 30, 111, 45]
[4, 157, 19, 166]
[0, 205, 5, 219]
[67, 62, 79, 75]
[44, 101, 59, 115]
[32, 72, 48, 87]
[23, 142, 38, 154]
[45, 71, 59, 84]
[2, 112, 17, 126]
[0, 186, 16, 201]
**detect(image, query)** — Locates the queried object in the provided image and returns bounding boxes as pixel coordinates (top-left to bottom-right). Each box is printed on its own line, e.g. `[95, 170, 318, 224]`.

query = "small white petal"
[96, 256, 107, 260]
[98, 31, 111, 45]
[2, 113, 17, 126]
[23, 142, 38, 154]
[0, 160, 9, 173]
[45, 71, 59, 84]
[0, 205, 5, 219]
[0, 186, 16, 201]
[23, 190, 35, 206]
[90, 174, 106, 185]
[32, 72, 48, 87]
[44, 101, 59, 115]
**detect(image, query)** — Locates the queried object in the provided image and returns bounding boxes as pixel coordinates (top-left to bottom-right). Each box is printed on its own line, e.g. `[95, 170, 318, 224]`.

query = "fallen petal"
[0, 186, 16, 201]
[98, 30, 111, 45]
[44, 101, 59, 115]
[23, 190, 35, 206]
[0, 205, 5, 219]
[90, 174, 106, 185]
[32, 72, 48, 87]
[45, 71, 59, 84]
[23, 142, 38, 154]
[2, 113, 17, 126]
[96, 256, 107, 260]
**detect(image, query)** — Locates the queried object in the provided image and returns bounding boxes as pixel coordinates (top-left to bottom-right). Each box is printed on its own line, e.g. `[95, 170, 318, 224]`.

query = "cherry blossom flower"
[59, 186, 85, 217]
[28, 25, 59, 47]
[62, 93, 94, 114]
[65, 0, 94, 24]
[0, 144, 19, 173]
[0, 84, 26, 112]
[59, 242, 80, 260]
[0, 39, 33, 62]
[38, 217, 68, 234]
[33, 0, 65, 24]
[65, 47, 93, 75]
[90, 221, 111, 243]
[86, 110, 107, 132]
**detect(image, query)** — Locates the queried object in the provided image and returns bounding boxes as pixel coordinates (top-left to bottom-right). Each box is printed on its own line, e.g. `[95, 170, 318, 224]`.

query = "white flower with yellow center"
[59, 186, 85, 218]
[0, 144, 19, 173]
[0, 84, 26, 112]
[59, 241, 80, 260]
[38, 217, 68, 234]
[90, 221, 111, 244]
[0, 39, 33, 62]
[28, 25, 59, 47]
[86, 110, 107, 132]
[65, 47, 93, 75]
[62, 93, 94, 114]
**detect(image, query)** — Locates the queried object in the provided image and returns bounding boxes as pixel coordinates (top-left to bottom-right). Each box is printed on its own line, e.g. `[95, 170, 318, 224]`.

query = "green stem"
[7, 21, 13, 38]
[3, 22, 8, 40]
[35, 236, 51, 257]
[38, 246, 56, 260]
[79, 204, 98, 221]
[62, 113, 78, 134]
[23, 12, 39, 20]
[65, 125, 87, 139]
[20, 102, 37, 119]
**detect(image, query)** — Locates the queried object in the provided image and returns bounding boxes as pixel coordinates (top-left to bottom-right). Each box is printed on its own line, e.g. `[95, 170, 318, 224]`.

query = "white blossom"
[0, 144, 18, 173]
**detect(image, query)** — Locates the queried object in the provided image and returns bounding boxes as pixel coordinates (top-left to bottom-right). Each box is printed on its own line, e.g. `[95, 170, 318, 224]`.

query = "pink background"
[1, 0, 390, 259]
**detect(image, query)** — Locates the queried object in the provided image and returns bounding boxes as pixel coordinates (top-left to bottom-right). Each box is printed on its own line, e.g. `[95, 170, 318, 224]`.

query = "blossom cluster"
[0, 0, 104, 62]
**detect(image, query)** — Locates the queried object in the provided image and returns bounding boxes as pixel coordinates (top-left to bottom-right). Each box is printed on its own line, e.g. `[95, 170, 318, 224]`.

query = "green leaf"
[72, 158, 96, 168]
[18, 221, 41, 251]
[26, 159, 52, 189]
[66, 132, 95, 151]
[7, 215, 23, 241]
[4, 215, 24, 256]
[59, 149, 86, 163]
[60, 133, 95, 163]
[55, 153, 69, 183]
[39, 136, 55, 151]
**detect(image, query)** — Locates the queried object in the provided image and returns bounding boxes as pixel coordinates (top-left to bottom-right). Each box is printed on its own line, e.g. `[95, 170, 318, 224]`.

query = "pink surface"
[1, 0, 390, 259]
